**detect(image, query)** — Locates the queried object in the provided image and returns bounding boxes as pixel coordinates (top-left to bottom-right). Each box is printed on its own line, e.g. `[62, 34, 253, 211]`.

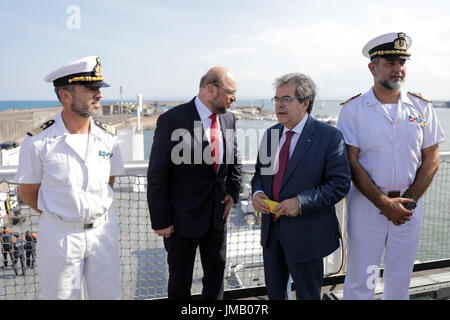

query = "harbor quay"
[0, 101, 273, 144]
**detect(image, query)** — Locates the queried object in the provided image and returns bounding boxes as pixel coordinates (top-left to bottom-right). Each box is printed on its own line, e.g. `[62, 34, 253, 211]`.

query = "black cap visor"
[372, 54, 410, 61]
[81, 80, 110, 88]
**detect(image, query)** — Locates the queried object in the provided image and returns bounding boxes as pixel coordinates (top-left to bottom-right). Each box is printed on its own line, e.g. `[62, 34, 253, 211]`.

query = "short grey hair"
[54, 85, 74, 102]
[371, 56, 407, 66]
[370, 57, 381, 66]
[274, 73, 316, 113]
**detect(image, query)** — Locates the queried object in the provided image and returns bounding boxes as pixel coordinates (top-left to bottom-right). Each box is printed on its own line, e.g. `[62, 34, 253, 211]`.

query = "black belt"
[387, 190, 401, 198]
[84, 223, 94, 229]
[386, 190, 417, 209]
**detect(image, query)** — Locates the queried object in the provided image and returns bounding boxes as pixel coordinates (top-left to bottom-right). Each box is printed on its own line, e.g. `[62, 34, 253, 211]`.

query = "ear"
[59, 88, 72, 102]
[368, 62, 377, 77]
[303, 99, 310, 110]
[207, 84, 216, 95]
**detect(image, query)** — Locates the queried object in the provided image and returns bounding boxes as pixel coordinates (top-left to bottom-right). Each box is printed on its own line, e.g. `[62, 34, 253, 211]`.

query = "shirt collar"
[195, 96, 214, 121]
[53, 112, 70, 137]
[400, 89, 414, 107]
[363, 87, 413, 107]
[283, 113, 308, 136]
[363, 87, 380, 107]
[54, 112, 102, 139]
[89, 118, 104, 139]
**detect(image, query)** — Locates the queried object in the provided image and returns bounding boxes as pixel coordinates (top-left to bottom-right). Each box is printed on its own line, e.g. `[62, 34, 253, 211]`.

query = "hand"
[379, 197, 414, 226]
[154, 225, 174, 238]
[272, 197, 301, 218]
[221, 195, 234, 221]
[252, 192, 270, 214]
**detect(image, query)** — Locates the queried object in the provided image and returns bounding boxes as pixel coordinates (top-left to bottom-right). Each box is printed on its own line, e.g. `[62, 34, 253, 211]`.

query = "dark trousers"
[2, 251, 14, 268]
[13, 254, 25, 276]
[163, 222, 226, 300]
[263, 222, 324, 300]
[26, 248, 36, 267]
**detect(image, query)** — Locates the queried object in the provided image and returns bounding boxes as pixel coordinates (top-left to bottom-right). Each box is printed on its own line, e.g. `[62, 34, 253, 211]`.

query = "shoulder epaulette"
[408, 92, 432, 103]
[27, 119, 55, 136]
[340, 93, 362, 106]
[94, 120, 116, 135]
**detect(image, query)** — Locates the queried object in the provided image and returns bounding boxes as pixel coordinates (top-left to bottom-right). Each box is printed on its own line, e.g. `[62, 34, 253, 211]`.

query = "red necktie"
[272, 130, 294, 221]
[210, 114, 220, 174]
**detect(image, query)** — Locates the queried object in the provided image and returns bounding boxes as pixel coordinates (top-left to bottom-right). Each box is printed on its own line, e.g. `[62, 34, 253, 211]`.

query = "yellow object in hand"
[262, 199, 281, 214]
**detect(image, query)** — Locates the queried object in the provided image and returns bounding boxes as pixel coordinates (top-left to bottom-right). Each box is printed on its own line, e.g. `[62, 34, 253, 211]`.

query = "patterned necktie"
[210, 114, 220, 174]
[272, 130, 294, 221]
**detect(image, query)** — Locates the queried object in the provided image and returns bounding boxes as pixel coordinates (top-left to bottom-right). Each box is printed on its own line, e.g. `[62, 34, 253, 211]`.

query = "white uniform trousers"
[343, 188, 423, 300]
[36, 210, 121, 300]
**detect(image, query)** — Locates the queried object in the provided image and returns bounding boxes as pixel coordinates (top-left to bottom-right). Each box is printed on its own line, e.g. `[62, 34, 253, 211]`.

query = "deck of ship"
[1, 155, 450, 300]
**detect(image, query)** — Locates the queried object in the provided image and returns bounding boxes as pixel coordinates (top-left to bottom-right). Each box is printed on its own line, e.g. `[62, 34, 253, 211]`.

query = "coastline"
[0, 103, 274, 143]
[0, 106, 63, 144]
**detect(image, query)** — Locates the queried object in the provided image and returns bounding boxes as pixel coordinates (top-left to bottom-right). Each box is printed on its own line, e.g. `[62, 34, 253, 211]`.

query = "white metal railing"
[1, 152, 450, 299]
[0, 150, 448, 179]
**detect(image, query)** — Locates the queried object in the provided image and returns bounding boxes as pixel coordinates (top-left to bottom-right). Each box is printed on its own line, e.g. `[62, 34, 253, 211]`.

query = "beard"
[211, 104, 227, 114]
[71, 99, 100, 118]
[375, 69, 405, 90]
[377, 77, 404, 90]
[209, 95, 228, 114]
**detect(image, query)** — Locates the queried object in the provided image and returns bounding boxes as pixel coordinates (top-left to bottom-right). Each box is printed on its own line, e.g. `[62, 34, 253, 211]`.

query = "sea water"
[143, 100, 450, 160]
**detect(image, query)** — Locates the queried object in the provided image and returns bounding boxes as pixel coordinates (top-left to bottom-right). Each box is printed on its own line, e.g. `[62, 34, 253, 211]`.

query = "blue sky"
[1, 0, 450, 100]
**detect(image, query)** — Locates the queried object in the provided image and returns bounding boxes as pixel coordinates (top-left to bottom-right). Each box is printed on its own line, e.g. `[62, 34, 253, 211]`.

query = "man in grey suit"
[252, 73, 351, 300]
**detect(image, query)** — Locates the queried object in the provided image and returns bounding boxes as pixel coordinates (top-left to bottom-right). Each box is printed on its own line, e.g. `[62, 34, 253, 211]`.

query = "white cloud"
[1, 0, 450, 100]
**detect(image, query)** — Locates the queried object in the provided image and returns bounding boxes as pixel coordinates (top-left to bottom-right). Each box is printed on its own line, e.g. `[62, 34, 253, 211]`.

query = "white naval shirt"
[14, 112, 125, 222]
[337, 88, 446, 191]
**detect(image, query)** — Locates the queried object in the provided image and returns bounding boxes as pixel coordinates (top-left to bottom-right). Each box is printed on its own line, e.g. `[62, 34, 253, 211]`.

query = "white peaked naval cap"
[362, 32, 412, 60]
[44, 56, 110, 87]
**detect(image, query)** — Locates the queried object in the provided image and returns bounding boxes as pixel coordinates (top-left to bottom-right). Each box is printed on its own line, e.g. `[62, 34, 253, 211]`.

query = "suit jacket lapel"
[187, 99, 212, 169]
[281, 116, 315, 189]
[187, 98, 203, 141]
[264, 124, 283, 199]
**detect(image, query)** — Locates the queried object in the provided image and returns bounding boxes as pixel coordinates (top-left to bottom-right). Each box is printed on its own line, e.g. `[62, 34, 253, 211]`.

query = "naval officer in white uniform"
[14, 56, 125, 299]
[337, 32, 446, 300]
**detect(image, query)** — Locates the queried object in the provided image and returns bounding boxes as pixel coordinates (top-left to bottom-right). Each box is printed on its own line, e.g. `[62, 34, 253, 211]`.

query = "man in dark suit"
[252, 73, 351, 300]
[147, 66, 242, 300]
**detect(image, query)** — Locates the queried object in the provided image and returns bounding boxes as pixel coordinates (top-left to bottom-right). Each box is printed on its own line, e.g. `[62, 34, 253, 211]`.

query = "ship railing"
[0, 152, 450, 300]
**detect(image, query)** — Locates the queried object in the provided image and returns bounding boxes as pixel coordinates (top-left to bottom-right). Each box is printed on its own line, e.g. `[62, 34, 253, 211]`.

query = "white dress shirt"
[253, 114, 309, 207]
[273, 114, 309, 172]
[195, 96, 224, 167]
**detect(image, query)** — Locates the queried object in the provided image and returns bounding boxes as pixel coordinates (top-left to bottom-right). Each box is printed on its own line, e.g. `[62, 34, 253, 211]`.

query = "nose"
[94, 88, 102, 98]
[393, 61, 404, 73]
[276, 100, 287, 108]
[275, 103, 285, 112]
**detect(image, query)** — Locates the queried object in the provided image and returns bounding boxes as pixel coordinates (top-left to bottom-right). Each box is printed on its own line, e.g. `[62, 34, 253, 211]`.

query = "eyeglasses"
[214, 84, 237, 97]
[271, 96, 304, 106]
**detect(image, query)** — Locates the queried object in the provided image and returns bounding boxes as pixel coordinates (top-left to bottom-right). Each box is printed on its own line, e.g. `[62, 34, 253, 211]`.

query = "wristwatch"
[404, 201, 417, 210]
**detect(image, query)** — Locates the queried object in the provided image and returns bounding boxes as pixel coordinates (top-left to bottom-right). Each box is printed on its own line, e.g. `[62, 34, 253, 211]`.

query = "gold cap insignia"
[94, 57, 103, 77]
[394, 33, 407, 50]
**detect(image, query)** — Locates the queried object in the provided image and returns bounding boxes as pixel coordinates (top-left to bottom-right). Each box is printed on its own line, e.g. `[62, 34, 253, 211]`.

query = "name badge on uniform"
[99, 150, 113, 159]
[409, 114, 427, 128]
